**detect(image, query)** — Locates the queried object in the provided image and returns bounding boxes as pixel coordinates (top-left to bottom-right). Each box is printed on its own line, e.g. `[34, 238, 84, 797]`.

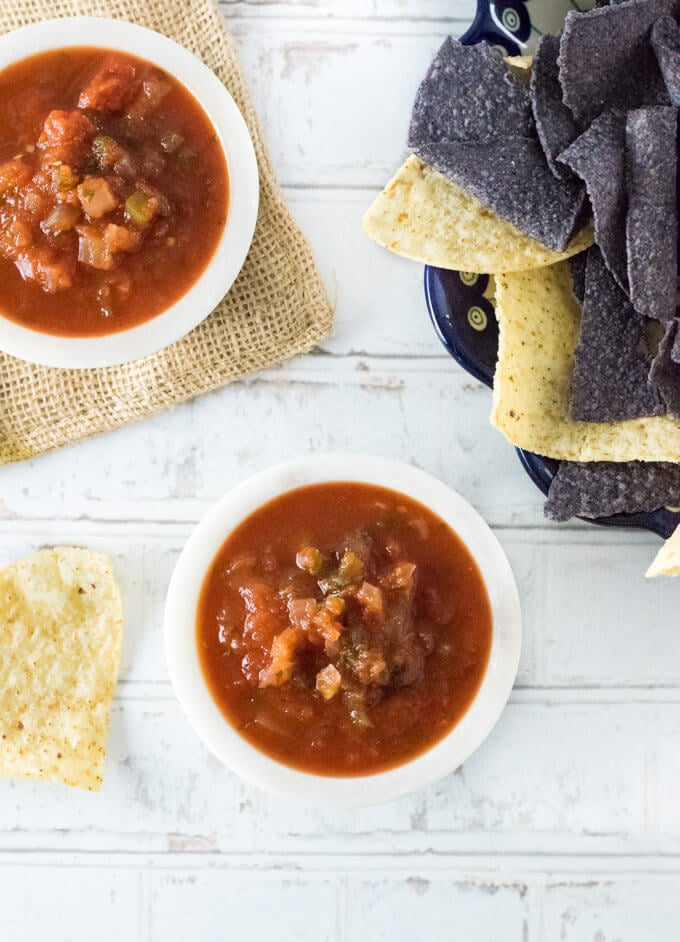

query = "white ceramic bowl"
[164, 454, 522, 806]
[0, 17, 259, 369]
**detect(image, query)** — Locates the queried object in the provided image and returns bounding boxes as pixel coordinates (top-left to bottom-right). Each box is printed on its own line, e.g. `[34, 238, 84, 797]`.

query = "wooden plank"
[543, 877, 680, 941]
[0, 867, 143, 942]
[0, 358, 545, 527]
[220, 0, 477, 22]
[230, 25, 450, 187]
[151, 871, 337, 942]
[285, 188, 442, 358]
[0, 698, 649, 853]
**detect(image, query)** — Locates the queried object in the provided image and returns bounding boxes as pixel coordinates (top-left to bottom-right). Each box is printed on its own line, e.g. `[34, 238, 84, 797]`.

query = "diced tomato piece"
[0, 157, 32, 195]
[37, 110, 95, 166]
[259, 627, 302, 688]
[126, 74, 171, 119]
[78, 58, 139, 113]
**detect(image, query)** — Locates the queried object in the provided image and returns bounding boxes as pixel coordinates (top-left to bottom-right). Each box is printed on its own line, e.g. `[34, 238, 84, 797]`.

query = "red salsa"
[0, 48, 228, 337]
[197, 482, 493, 776]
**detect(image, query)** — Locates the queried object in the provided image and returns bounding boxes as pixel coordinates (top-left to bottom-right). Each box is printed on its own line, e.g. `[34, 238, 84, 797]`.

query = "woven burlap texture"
[0, 0, 333, 466]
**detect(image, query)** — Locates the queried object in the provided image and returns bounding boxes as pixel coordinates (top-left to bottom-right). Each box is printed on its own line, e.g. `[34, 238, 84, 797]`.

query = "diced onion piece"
[316, 664, 342, 700]
[77, 176, 118, 219]
[15, 249, 72, 293]
[40, 203, 81, 235]
[160, 132, 184, 154]
[287, 597, 316, 631]
[258, 627, 301, 688]
[356, 582, 384, 621]
[77, 225, 114, 270]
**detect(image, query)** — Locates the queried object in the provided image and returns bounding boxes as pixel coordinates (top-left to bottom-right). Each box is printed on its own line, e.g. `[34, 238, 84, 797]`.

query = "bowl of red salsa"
[0, 17, 258, 367]
[165, 455, 522, 805]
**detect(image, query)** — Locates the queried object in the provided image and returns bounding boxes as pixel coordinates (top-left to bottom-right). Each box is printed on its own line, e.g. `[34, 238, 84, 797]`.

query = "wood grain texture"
[1, 2, 675, 939]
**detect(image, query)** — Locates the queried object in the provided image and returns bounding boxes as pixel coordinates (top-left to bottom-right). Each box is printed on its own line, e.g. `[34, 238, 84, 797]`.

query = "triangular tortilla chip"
[647, 523, 680, 577]
[0, 547, 123, 791]
[491, 261, 680, 461]
[362, 156, 593, 274]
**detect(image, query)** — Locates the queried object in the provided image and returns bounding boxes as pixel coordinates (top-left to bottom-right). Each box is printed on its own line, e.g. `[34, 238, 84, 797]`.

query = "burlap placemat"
[0, 0, 333, 466]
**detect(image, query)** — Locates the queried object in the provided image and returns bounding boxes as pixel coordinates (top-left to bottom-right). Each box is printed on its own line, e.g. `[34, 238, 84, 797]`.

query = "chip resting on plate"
[626, 105, 678, 322]
[408, 37, 534, 147]
[414, 137, 586, 253]
[652, 15, 680, 105]
[559, 0, 677, 126]
[559, 110, 628, 291]
[647, 523, 680, 577]
[362, 155, 593, 273]
[530, 34, 579, 180]
[545, 460, 680, 521]
[570, 246, 662, 422]
[0, 547, 123, 791]
[491, 261, 680, 461]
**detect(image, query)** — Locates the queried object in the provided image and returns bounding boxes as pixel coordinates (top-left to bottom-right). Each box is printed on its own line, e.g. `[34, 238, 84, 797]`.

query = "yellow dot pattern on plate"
[467, 306, 488, 331]
[459, 271, 479, 286]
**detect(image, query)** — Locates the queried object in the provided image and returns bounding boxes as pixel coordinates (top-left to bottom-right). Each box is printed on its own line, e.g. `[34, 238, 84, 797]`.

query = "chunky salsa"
[197, 482, 493, 776]
[0, 48, 228, 337]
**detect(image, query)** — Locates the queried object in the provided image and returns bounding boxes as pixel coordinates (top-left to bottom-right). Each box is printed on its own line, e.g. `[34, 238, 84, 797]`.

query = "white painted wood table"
[2, 2, 679, 940]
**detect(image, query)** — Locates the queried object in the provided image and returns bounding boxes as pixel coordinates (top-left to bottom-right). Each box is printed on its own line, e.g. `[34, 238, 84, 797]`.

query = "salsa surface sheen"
[197, 482, 493, 777]
[0, 47, 228, 337]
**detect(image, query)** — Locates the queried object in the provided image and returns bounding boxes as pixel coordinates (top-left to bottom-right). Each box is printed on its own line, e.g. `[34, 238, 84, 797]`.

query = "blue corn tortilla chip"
[650, 319, 680, 413]
[570, 246, 664, 422]
[559, 0, 677, 126]
[530, 35, 580, 180]
[626, 105, 678, 322]
[545, 460, 680, 521]
[559, 110, 628, 291]
[673, 321, 680, 362]
[414, 137, 586, 252]
[570, 252, 587, 304]
[408, 37, 533, 148]
[652, 15, 680, 105]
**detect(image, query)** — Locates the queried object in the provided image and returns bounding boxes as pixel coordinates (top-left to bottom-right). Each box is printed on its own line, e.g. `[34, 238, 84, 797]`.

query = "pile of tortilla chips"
[363, 0, 680, 577]
[0, 548, 123, 789]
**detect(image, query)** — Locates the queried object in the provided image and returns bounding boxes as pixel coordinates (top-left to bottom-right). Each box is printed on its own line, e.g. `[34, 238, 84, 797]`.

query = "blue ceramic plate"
[425, 0, 678, 539]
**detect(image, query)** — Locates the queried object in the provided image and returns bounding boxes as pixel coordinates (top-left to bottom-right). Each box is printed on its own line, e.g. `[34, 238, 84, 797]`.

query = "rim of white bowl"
[0, 17, 259, 369]
[164, 454, 522, 806]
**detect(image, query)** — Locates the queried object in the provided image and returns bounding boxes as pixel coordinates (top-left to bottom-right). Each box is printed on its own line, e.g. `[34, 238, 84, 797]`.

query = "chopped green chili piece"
[125, 190, 157, 227]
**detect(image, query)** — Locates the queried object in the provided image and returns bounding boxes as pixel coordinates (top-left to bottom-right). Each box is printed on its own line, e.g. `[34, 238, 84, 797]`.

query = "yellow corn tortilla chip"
[0, 547, 123, 791]
[646, 525, 680, 578]
[362, 155, 593, 274]
[505, 54, 533, 81]
[491, 262, 680, 461]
